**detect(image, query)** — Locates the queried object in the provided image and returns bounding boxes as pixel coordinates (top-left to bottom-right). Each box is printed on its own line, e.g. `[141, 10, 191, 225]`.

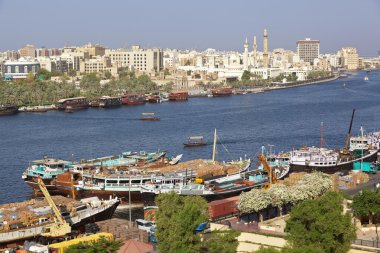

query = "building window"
[7, 66, 11, 73]
[15, 66, 19, 73]
[24, 66, 28, 73]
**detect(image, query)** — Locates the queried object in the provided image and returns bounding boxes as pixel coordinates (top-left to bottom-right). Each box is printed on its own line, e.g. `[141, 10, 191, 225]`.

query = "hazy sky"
[0, 0, 379, 55]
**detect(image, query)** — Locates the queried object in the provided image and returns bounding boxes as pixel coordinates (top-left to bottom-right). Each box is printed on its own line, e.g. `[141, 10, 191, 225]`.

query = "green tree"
[352, 190, 380, 224]
[155, 192, 209, 253]
[68, 69, 77, 77]
[241, 70, 251, 82]
[65, 236, 122, 253]
[37, 68, 52, 80]
[104, 71, 112, 79]
[285, 191, 356, 253]
[160, 81, 174, 92]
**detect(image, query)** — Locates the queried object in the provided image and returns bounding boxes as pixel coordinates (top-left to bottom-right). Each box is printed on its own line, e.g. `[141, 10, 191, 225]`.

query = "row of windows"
[7, 65, 37, 73]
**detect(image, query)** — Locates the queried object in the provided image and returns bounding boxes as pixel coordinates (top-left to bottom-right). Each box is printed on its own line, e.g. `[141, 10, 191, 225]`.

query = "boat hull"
[290, 149, 379, 174]
[141, 182, 266, 206]
[183, 142, 208, 147]
[0, 200, 119, 247]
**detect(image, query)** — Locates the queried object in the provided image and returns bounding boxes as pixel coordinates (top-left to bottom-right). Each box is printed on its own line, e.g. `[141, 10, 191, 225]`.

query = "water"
[1, 70, 379, 204]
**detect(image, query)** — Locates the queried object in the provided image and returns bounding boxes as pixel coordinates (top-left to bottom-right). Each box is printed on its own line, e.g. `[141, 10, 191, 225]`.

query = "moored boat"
[97, 96, 121, 108]
[0, 105, 18, 116]
[121, 94, 145, 105]
[169, 91, 188, 101]
[57, 97, 89, 111]
[22, 151, 167, 196]
[211, 88, 233, 97]
[0, 196, 119, 246]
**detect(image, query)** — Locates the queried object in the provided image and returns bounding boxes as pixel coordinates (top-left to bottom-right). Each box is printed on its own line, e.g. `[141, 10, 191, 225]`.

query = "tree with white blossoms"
[238, 188, 272, 214]
[238, 172, 333, 214]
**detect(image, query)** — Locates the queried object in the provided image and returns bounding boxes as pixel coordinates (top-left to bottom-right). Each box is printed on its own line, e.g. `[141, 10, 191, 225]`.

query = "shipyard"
[1, 1, 380, 253]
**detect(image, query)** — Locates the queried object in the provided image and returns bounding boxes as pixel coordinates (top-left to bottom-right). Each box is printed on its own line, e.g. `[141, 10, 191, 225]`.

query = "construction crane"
[342, 109, 356, 155]
[37, 177, 72, 238]
[257, 154, 277, 188]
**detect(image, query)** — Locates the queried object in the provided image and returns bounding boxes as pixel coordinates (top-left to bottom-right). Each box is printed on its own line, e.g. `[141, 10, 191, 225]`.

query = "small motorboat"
[183, 136, 208, 147]
[141, 112, 160, 121]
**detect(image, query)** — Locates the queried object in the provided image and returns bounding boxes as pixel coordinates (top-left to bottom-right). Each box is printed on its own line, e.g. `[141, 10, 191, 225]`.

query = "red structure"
[169, 91, 188, 101]
[208, 196, 240, 221]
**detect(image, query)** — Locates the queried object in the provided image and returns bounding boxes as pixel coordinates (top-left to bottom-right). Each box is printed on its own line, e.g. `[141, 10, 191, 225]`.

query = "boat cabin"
[184, 136, 207, 147]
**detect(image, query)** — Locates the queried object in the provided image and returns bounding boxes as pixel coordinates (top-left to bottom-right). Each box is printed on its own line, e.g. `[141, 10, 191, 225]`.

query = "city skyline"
[0, 0, 380, 55]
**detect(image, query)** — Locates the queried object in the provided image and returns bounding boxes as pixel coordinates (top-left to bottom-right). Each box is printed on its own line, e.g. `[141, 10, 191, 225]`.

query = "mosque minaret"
[243, 37, 249, 70]
[263, 29, 269, 68]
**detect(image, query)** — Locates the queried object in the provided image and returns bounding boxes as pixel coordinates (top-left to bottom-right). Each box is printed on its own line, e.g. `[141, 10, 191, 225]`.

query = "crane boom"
[258, 154, 277, 187]
[37, 177, 66, 225]
[37, 177, 71, 237]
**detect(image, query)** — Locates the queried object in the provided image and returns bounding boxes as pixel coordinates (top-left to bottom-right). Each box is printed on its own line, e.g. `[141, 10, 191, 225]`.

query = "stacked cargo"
[208, 196, 240, 221]
[277, 172, 307, 186]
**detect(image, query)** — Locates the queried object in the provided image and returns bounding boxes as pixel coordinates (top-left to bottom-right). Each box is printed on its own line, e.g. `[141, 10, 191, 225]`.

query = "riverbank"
[264, 75, 339, 92]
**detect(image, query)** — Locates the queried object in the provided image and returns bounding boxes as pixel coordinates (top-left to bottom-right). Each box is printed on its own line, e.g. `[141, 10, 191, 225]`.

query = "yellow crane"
[257, 154, 277, 189]
[37, 177, 72, 238]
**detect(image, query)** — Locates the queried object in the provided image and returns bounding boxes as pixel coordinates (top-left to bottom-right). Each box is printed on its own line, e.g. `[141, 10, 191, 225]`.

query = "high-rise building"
[19, 44, 36, 58]
[263, 29, 269, 68]
[296, 38, 320, 65]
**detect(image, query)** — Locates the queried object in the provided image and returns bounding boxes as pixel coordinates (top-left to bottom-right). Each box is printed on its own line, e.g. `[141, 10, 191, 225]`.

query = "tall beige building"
[19, 44, 36, 58]
[76, 43, 106, 58]
[339, 47, 359, 70]
[79, 56, 117, 75]
[297, 38, 320, 65]
[105, 45, 163, 73]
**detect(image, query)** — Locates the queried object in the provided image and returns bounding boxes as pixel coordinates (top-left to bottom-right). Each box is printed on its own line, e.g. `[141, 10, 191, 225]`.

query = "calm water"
[1, 70, 379, 204]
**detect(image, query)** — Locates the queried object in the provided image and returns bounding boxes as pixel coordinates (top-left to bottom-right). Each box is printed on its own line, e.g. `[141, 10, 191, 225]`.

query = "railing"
[353, 239, 380, 248]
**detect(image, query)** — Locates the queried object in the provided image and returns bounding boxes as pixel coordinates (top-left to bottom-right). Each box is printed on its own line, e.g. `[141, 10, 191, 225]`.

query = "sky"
[0, 0, 379, 56]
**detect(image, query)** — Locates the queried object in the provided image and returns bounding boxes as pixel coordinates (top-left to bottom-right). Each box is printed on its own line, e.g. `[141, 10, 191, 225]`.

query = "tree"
[202, 230, 240, 253]
[68, 69, 77, 77]
[160, 81, 174, 92]
[155, 192, 209, 253]
[352, 190, 380, 224]
[241, 70, 251, 82]
[104, 71, 112, 80]
[285, 191, 356, 253]
[65, 236, 122, 253]
[37, 68, 51, 80]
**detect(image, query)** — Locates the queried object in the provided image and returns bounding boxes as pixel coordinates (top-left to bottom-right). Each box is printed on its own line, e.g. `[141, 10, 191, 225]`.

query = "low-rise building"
[3, 58, 40, 80]
[105, 45, 163, 73]
[79, 56, 117, 76]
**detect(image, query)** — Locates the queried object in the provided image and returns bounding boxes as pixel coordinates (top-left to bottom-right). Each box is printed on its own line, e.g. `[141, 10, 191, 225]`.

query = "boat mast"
[212, 128, 217, 162]
[320, 122, 324, 149]
[361, 125, 363, 172]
